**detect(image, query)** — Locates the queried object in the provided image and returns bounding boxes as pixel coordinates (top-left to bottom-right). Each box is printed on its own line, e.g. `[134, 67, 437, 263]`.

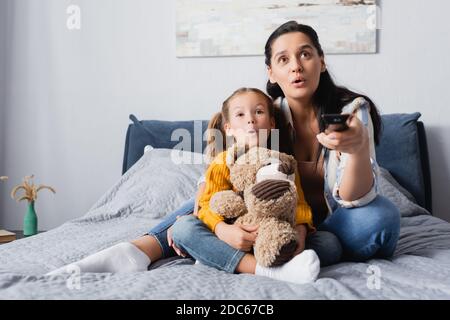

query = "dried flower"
[11, 175, 55, 203]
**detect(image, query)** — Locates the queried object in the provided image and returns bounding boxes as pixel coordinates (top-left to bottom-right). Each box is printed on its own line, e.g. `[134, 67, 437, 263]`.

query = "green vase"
[24, 201, 38, 236]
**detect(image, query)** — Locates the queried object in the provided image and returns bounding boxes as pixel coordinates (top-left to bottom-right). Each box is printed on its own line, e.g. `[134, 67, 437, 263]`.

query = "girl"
[170, 87, 320, 284]
[173, 21, 401, 270]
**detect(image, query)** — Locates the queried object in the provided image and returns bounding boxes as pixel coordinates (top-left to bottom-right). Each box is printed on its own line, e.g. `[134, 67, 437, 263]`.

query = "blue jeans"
[171, 195, 401, 272]
[147, 197, 195, 258]
[319, 195, 400, 261]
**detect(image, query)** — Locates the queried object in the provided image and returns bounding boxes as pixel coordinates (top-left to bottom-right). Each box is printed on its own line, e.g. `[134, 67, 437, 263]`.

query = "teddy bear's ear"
[283, 153, 298, 171]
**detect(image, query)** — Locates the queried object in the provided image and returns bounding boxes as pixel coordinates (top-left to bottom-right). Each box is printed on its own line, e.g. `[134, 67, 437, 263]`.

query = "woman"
[172, 21, 401, 268]
[262, 20, 401, 264]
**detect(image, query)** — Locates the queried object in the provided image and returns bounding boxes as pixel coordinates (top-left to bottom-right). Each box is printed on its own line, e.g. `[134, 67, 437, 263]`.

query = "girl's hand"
[215, 222, 258, 252]
[167, 216, 188, 257]
[293, 224, 307, 256]
[316, 115, 369, 155]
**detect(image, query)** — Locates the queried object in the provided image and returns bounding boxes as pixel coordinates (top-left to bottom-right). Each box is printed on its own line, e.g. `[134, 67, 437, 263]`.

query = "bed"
[1, 112, 449, 299]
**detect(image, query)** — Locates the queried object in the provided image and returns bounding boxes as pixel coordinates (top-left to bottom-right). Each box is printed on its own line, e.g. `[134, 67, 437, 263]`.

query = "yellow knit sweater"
[197, 151, 314, 233]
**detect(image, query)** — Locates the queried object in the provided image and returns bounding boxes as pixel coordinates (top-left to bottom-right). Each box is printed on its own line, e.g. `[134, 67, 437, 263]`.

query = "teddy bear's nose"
[251, 180, 290, 201]
[278, 162, 294, 175]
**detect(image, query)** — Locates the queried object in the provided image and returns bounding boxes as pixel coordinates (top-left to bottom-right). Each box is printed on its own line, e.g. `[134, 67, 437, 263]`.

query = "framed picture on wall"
[176, 0, 377, 57]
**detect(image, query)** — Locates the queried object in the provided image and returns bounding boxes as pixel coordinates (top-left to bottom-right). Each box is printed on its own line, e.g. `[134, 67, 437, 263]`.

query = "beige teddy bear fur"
[210, 145, 300, 267]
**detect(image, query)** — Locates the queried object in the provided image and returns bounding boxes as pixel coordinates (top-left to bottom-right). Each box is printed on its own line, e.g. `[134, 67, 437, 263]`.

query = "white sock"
[255, 250, 320, 284]
[46, 242, 151, 275]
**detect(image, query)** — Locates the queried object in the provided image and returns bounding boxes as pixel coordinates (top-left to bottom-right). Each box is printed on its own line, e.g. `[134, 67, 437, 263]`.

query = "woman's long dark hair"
[265, 21, 382, 164]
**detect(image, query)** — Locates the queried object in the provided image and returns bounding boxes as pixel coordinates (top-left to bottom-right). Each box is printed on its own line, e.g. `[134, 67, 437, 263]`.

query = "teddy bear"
[209, 145, 300, 267]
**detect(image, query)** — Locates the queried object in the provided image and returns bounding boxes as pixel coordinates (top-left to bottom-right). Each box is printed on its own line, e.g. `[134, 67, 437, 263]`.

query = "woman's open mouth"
[291, 78, 306, 88]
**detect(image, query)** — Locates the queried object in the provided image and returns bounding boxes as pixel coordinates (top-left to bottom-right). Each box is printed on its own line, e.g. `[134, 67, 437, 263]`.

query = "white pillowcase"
[87, 148, 208, 220]
[144, 145, 154, 153]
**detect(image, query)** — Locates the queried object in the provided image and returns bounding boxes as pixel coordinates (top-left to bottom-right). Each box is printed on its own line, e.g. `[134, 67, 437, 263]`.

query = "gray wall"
[1, 0, 449, 231]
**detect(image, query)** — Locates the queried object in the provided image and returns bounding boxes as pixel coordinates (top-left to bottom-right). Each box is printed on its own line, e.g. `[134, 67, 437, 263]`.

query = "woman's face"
[268, 32, 326, 103]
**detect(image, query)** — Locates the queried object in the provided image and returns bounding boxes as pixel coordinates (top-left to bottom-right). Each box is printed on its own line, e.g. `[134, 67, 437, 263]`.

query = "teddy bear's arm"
[210, 190, 247, 219]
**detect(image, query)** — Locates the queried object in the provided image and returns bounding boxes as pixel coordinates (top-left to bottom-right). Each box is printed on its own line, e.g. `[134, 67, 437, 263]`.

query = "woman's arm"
[316, 104, 375, 202]
[338, 130, 373, 201]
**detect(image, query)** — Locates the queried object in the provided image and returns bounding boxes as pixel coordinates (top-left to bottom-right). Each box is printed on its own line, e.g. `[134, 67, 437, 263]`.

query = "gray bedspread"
[1, 149, 449, 299]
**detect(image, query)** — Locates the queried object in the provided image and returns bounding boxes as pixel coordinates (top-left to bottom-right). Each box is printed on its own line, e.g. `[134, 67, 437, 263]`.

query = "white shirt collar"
[280, 97, 294, 129]
[276, 96, 295, 141]
[276, 96, 294, 128]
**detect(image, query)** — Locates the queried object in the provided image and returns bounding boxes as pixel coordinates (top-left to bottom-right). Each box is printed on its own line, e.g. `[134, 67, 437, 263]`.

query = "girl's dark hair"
[264, 21, 382, 163]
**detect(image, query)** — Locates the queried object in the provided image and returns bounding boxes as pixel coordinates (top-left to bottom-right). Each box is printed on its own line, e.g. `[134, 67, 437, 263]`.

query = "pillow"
[376, 113, 425, 207]
[379, 167, 417, 204]
[378, 167, 430, 217]
[122, 115, 209, 174]
[141, 148, 207, 215]
[144, 145, 154, 153]
[106, 148, 207, 220]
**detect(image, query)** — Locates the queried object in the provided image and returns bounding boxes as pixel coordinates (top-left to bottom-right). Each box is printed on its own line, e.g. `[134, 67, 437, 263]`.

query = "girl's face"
[224, 92, 275, 147]
[267, 32, 326, 103]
